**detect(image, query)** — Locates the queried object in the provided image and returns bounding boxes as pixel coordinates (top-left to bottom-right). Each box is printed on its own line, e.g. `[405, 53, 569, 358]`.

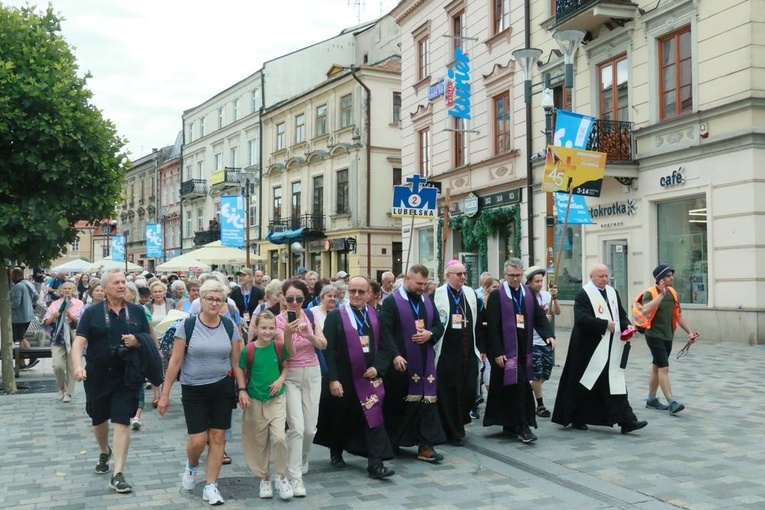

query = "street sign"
[542, 145, 607, 197]
[392, 174, 438, 219]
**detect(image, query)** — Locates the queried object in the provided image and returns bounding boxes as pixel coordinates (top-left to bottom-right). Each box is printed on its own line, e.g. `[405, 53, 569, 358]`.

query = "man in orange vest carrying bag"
[633, 264, 700, 415]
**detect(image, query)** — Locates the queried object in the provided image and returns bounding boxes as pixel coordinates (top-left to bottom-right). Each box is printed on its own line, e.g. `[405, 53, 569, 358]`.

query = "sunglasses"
[285, 296, 305, 304]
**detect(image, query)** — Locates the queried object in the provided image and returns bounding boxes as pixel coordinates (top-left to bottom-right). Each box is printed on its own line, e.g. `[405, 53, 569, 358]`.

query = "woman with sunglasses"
[274, 279, 327, 498]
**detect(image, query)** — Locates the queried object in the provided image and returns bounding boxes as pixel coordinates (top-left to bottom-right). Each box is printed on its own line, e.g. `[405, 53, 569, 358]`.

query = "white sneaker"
[56, 391, 65, 401]
[202, 482, 224, 505]
[62, 394, 72, 403]
[275, 475, 293, 500]
[259, 479, 273, 499]
[182, 465, 197, 491]
[290, 478, 306, 497]
[130, 417, 142, 430]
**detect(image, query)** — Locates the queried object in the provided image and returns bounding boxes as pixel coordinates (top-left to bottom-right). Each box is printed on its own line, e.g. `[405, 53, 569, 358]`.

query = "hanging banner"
[542, 145, 607, 197]
[554, 192, 594, 224]
[554, 110, 595, 149]
[111, 236, 125, 262]
[220, 195, 245, 247]
[146, 223, 163, 258]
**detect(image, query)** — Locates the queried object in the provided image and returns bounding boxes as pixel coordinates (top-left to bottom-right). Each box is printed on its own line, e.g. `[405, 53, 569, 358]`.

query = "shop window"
[658, 196, 707, 304]
[417, 227, 435, 275]
[554, 224, 583, 300]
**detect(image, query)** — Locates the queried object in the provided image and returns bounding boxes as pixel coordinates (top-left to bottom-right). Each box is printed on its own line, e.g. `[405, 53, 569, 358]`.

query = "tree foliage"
[0, 4, 128, 392]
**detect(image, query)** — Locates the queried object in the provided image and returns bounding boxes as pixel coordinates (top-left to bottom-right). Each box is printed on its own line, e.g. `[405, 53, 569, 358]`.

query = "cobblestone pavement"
[2, 334, 763, 509]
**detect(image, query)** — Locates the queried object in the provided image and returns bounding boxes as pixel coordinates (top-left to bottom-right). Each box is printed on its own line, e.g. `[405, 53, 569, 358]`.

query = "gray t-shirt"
[176, 317, 242, 386]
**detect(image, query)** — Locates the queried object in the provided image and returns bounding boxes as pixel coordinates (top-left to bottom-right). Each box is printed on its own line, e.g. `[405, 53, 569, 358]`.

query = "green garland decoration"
[447, 206, 521, 273]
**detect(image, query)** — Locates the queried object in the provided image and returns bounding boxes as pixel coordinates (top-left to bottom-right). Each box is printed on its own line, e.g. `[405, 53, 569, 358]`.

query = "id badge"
[451, 314, 463, 329]
[243, 312, 250, 322]
[360, 335, 370, 353]
[415, 319, 425, 330]
[516, 314, 525, 329]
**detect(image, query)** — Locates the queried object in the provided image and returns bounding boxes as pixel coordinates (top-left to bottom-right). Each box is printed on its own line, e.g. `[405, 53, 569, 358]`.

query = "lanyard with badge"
[242, 288, 251, 322]
[410, 299, 425, 330]
[511, 288, 525, 329]
[353, 307, 370, 353]
[449, 287, 465, 329]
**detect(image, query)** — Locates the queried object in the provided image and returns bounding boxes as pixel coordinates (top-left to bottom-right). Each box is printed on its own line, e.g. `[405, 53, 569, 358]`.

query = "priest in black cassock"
[551, 263, 647, 434]
[314, 276, 395, 479]
[381, 264, 446, 463]
[433, 260, 481, 446]
[484, 258, 554, 443]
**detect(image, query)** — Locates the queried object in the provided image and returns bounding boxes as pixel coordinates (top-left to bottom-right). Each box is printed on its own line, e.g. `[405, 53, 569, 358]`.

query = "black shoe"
[109, 472, 133, 493]
[620, 420, 648, 434]
[330, 455, 346, 468]
[475, 395, 485, 405]
[449, 437, 465, 447]
[571, 423, 589, 431]
[20, 359, 40, 370]
[469, 408, 480, 420]
[517, 426, 538, 443]
[95, 447, 112, 474]
[368, 464, 395, 479]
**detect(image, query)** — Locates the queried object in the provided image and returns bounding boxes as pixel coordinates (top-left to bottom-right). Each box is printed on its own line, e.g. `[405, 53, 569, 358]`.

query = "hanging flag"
[554, 110, 595, 149]
[111, 236, 125, 262]
[542, 145, 607, 197]
[146, 223, 163, 258]
[554, 192, 594, 224]
[220, 195, 245, 247]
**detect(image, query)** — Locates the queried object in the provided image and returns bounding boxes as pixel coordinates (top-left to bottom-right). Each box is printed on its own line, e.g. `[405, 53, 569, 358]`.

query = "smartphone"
[287, 310, 297, 323]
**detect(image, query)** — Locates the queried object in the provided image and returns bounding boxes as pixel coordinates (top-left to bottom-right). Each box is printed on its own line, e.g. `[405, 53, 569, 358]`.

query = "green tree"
[0, 4, 128, 392]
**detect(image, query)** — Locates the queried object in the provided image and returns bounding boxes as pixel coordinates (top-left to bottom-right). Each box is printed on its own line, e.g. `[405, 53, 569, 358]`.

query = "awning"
[266, 227, 306, 245]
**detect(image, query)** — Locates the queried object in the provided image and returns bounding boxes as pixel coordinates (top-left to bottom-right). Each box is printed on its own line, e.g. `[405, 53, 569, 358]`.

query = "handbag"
[619, 341, 631, 369]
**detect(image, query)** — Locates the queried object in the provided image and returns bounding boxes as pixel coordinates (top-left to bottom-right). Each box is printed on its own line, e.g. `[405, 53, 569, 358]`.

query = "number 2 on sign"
[547, 165, 565, 187]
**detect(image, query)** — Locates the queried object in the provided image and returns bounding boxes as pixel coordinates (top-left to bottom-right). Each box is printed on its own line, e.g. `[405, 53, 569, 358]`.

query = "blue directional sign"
[391, 174, 438, 219]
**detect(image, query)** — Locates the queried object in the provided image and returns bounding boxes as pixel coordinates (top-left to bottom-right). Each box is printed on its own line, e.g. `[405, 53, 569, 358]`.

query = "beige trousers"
[51, 345, 75, 396]
[284, 365, 322, 480]
[242, 394, 287, 479]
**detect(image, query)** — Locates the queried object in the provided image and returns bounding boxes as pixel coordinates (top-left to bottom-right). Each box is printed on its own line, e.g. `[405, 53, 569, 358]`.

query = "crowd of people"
[7, 259, 699, 505]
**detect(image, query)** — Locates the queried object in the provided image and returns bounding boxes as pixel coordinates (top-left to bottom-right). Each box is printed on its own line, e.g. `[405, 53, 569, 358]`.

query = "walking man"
[10, 267, 40, 369]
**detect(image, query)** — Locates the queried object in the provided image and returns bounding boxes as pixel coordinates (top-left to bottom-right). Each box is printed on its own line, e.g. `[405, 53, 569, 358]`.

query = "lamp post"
[238, 170, 257, 268]
[541, 88, 555, 146]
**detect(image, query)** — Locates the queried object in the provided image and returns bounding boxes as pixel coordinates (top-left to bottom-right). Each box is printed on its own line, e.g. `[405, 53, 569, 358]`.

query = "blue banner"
[220, 195, 245, 247]
[555, 191, 594, 224]
[146, 223, 163, 258]
[554, 110, 595, 149]
[111, 236, 125, 262]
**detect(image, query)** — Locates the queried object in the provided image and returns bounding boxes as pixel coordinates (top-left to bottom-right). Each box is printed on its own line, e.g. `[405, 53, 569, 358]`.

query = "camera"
[111, 344, 131, 360]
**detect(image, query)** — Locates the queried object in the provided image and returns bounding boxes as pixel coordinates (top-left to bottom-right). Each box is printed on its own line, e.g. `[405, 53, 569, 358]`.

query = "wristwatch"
[237, 388, 247, 392]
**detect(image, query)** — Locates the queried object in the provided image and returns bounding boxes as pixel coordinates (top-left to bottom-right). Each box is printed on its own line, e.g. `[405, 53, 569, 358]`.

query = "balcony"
[210, 167, 241, 194]
[267, 214, 325, 245]
[180, 178, 207, 199]
[552, 0, 638, 32]
[587, 119, 633, 162]
[193, 229, 220, 246]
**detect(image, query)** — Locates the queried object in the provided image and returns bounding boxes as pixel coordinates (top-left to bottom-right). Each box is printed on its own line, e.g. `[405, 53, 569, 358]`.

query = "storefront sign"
[660, 166, 685, 188]
[437, 201, 462, 216]
[479, 188, 521, 209]
[447, 48, 471, 120]
[542, 146, 607, 197]
[589, 199, 636, 218]
[464, 193, 479, 217]
[308, 241, 324, 253]
[427, 77, 445, 101]
[328, 238, 347, 251]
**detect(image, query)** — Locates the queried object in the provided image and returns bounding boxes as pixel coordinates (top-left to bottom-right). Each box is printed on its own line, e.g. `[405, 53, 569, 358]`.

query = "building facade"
[158, 132, 183, 260]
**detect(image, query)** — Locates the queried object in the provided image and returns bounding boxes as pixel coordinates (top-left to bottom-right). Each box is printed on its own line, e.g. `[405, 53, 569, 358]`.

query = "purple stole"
[499, 284, 535, 386]
[339, 305, 385, 428]
[393, 290, 437, 403]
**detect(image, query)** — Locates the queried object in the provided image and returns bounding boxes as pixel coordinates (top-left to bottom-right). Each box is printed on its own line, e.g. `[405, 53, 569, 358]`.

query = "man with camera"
[72, 268, 161, 494]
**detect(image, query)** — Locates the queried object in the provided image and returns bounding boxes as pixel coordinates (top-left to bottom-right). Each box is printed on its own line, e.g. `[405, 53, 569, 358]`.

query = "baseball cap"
[652, 264, 674, 280]
[297, 266, 307, 275]
[237, 268, 253, 276]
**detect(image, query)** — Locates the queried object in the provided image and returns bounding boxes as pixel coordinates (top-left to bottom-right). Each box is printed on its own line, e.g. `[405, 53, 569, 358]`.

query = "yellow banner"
[541, 146, 607, 197]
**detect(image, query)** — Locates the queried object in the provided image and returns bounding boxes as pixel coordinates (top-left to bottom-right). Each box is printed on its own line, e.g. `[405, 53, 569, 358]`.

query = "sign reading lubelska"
[391, 174, 438, 219]
[145, 223, 163, 258]
[446, 48, 471, 120]
[220, 195, 245, 247]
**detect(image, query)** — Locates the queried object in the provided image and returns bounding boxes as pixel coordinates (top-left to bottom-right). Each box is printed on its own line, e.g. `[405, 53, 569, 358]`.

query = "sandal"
[222, 453, 232, 465]
[536, 406, 551, 418]
[152, 400, 159, 409]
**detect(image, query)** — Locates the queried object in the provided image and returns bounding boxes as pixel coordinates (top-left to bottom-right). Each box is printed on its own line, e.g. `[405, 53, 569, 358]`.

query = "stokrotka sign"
[589, 199, 636, 218]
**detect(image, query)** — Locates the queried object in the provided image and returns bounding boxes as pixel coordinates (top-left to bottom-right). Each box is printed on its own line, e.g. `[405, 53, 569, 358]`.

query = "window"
[494, 0, 510, 34]
[452, 10, 466, 53]
[554, 224, 583, 300]
[315, 104, 327, 136]
[248, 139, 259, 166]
[233, 99, 240, 121]
[391, 241, 402, 277]
[214, 152, 223, 170]
[273, 186, 282, 220]
[185, 164, 192, 180]
[392, 92, 401, 124]
[196, 207, 204, 231]
[196, 161, 204, 179]
[291, 181, 302, 218]
[393, 167, 402, 186]
[599, 55, 629, 121]
[417, 36, 430, 80]
[453, 118, 467, 168]
[71, 236, 80, 252]
[200, 117, 206, 137]
[188, 122, 195, 142]
[659, 26, 692, 120]
[340, 95, 353, 128]
[249, 204, 257, 227]
[230, 147, 238, 167]
[418, 128, 431, 177]
[494, 91, 512, 154]
[658, 196, 707, 304]
[218, 107, 225, 128]
[312, 176, 324, 216]
[336, 169, 349, 213]
[186, 210, 192, 235]
[417, 227, 435, 274]
[295, 114, 306, 143]
[251, 89, 261, 113]
[276, 122, 286, 150]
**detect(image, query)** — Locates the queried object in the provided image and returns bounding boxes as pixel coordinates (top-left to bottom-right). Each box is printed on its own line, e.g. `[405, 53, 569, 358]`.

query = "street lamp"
[541, 88, 555, 145]
[237, 170, 257, 268]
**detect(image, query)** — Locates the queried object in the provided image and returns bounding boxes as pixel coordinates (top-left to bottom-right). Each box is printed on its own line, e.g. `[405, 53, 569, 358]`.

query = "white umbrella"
[187, 241, 247, 265]
[51, 258, 91, 273]
[156, 254, 211, 273]
[86, 256, 143, 273]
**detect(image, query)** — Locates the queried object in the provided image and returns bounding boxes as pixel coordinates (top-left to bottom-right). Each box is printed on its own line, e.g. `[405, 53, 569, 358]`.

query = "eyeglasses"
[448, 272, 467, 277]
[285, 296, 305, 304]
[504, 273, 523, 280]
[348, 289, 367, 295]
[203, 297, 225, 305]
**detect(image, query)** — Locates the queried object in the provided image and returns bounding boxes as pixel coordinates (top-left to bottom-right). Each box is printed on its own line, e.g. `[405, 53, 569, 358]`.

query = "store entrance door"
[605, 239, 628, 300]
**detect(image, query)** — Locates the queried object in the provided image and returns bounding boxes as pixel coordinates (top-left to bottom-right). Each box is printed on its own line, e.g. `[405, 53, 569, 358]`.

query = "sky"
[6, 0, 399, 158]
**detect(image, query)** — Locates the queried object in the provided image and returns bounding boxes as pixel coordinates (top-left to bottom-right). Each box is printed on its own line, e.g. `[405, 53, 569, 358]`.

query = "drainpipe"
[258, 72, 265, 253]
[524, 0, 535, 263]
[349, 66, 372, 276]
[179, 117, 185, 253]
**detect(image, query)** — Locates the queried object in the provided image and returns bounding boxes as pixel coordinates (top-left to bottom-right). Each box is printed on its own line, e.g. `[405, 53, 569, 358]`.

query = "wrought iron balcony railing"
[587, 119, 633, 162]
[268, 214, 325, 233]
[180, 178, 207, 197]
[193, 229, 220, 246]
